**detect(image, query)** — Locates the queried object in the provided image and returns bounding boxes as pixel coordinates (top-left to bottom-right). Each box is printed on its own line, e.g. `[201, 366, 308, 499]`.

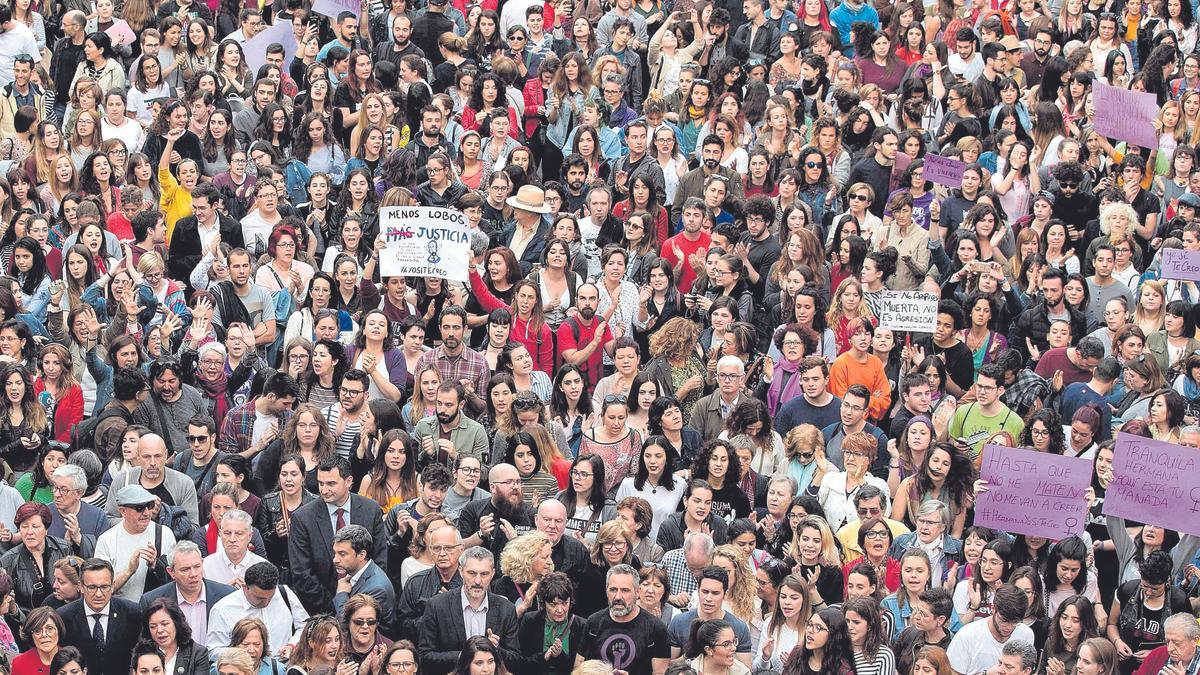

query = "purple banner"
[923, 154, 965, 189]
[1093, 81, 1160, 149]
[1160, 248, 1200, 282]
[1106, 433, 1200, 536]
[312, 0, 360, 17]
[975, 444, 1092, 539]
[244, 22, 298, 78]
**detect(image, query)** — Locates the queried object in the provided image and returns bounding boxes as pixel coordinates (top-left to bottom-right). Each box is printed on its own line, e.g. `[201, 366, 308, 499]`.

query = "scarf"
[543, 618, 570, 653]
[767, 357, 802, 415]
[687, 105, 707, 122]
[206, 519, 218, 554]
[197, 369, 231, 423]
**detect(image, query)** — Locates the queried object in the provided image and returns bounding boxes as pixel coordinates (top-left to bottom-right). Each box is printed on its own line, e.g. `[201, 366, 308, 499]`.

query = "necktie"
[91, 614, 104, 644]
[336, 507, 346, 531]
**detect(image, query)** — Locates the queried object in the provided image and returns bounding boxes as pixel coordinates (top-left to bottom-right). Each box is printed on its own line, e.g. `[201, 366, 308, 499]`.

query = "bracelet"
[889, 463, 900, 469]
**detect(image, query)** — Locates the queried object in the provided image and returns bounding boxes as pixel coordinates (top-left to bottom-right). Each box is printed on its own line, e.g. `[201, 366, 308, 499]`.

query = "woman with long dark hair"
[615, 435, 685, 540]
[781, 607, 856, 675]
[0, 363, 47, 473]
[555, 453, 615, 542]
[332, 50, 382, 148]
[891, 442, 974, 536]
[358, 428, 418, 514]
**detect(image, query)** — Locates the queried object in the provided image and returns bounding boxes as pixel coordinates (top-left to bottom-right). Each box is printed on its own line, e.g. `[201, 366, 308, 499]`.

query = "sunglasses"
[849, 194, 870, 201]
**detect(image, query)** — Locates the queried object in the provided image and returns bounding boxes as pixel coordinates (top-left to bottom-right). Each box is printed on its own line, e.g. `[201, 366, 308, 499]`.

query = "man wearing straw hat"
[499, 185, 553, 276]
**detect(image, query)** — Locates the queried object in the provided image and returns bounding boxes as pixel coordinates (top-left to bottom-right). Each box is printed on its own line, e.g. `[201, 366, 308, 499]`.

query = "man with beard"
[96, 484, 178, 600]
[415, 306, 491, 415]
[168, 415, 225, 496]
[321, 369, 369, 459]
[332, 525, 396, 627]
[374, 14, 424, 69]
[458, 464, 534, 560]
[1009, 267, 1089, 361]
[847, 128, 898, 219]
[558, 283, 616, 390]
[413, 382, 490, 467]
[661, 198, 713, 294]
[217, 371, 299, 460]
[736, 197, 781, 296]
[534, 500, 590, 578]
[576, 565, 671, 675]
[408, 106, 450, 171]
[418, 546, 520, 672]
[132, 360, 207, 456]
[672, 135, 743, 224]
[1021, 27, 1053, 88]
[210, 249, 279, 357]
[107, 434, 200, 523]
[562, 154, 590, 214]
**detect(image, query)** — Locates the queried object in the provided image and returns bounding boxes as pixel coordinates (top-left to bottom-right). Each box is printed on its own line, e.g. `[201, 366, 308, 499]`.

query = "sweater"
[829, 352, 892, 423]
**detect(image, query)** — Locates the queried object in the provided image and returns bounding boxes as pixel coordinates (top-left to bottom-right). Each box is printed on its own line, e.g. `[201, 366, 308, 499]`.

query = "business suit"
[170, 641, 210, 675]
[58, 597, 142, 675]
[418, 590, 520, 674]
[333, 561, 396, 629]
[48, 503, 111, 553]
[167, 213, 244, 284]
[139, 579, 236, 617]
[288, 494, 389, 613]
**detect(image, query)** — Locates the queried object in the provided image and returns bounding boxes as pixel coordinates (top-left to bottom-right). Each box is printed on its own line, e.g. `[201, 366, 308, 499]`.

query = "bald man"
[106, 434, 200, 523]
[535, 499, 590, 578]
[457, 464, 534, 561]
[396, 524, 464, 635]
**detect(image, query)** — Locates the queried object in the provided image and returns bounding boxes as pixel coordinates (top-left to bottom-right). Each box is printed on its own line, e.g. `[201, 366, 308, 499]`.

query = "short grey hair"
[728, 434, 756, 452]
[682, 531, 715, 557]
[167, 541, 203, 567]
[767, 475, 797, 497]
[716, 355, 745, 373]
[219, 509, 253, 529]
[333, 524, 373, 555]
[1002, 640, 1038, 672]
[606, 563, 640, 586]
[1181, 425, 1200, 438]
[459, 545, 496, 568]
[916, 499, 950, 529]
[51, 465, 87, 492]
[854, 484, 891, 512]
[1165, 613, 1200, 640]
[469, 230, 490, 257]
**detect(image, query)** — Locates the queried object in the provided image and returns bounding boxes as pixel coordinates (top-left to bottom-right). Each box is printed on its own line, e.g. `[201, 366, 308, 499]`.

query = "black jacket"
[0, 536, 91, 611]
[167, 213, 244, 285]
[654, 512, 729, 552]
[253, 491, 317, 586]
[731, 21, 780, 62]
[397, 567, 462, 638]
[58, 596, 142, 675]
[1008, 302, 1089, 362]
[419, 590, 520, 673]
[517, 611, 589, 675]
[287, 494, 389, 613]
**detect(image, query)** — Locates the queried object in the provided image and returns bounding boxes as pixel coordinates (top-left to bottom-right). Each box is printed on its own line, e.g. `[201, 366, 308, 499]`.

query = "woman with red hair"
[254, 224, 315, 303]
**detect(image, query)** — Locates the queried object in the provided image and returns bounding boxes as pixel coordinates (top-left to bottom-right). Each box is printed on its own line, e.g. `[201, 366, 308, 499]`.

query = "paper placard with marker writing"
[1105, 433, 1200, 536]
[378, 206, 472, 282]
[974, 444, 1092, 539]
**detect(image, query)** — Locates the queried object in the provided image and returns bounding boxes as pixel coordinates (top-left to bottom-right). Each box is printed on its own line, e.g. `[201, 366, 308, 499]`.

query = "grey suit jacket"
[140, 579, 236, 617]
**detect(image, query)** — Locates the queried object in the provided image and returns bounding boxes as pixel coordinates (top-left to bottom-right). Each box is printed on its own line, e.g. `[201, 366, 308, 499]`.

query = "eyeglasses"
[276, 240, 296, 249]
[351, 618, 379, 627]
[1030, 427, 1050, 436]
[51, 486, 77, 495]
[458, 466, 481, 475]
[864, 529, 890, 539]
[602, 541, 626, 549]
[570, 470, 593, 479]
[387, 661, 417, 671]
[713, 639, 737, 649]
[716, 373, 742, 381]
[186, 434, 209, 443]
[603, 394, 627, 404]
[341, 387, 365, 396]
[849, 194, 870, 201]
[844, 450, 869, 459]
[83, 584, 112, 594]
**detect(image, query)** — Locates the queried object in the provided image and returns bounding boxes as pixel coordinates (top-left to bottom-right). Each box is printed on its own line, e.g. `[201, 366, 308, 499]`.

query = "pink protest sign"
[311, 0, 360, 17]
[974, 444, 1092, 539]
[1105, 433, 1200, 536]
[922, 154, 965, 189]
[1093, 81, 1160, 149]
[1160, 248, 1200, 282]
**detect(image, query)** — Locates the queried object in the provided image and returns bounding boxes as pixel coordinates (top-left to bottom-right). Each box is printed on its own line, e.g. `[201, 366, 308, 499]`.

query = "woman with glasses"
[254, 224, 315, 306]
[341, 594, 389, 669]
[255, 454, 316, 586]
[843, 517, 901, 595]
[556, 454, 616, 542]
[684, 619, 744, 675]
[381, 641, 419, 675]
[810, 431, 888, 532]
[577, 521, 643, 617]
[951, 539, 1012, 625]
[14, 607, 62, 674]
[142, 596, 209, 675]
[783, 608, 855, 675]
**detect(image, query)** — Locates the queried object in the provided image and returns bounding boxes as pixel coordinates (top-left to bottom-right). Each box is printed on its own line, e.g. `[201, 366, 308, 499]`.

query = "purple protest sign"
[922, 154, 965, 189]
[974, 444, 1092, 539]
[1106, 433, 1200, 536]
[1160, 248, 1200, 282]
[312, 0, 360, 17]
[1093, 81, 1160, 149]
[244, 21, 298, 78]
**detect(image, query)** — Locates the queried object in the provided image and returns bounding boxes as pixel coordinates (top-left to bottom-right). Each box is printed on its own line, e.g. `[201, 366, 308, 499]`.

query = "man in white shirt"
[0, 5, 40, 88]
[207, 561, 309, 657]
[94, 484, 177, 601]
[947, 585, 1035, 675]
[240, 180, 284, 256]
[202, 509, 267, 586]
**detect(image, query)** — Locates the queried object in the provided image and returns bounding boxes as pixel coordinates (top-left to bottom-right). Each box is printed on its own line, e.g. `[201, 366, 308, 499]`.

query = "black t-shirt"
[708, 482, 752, 522]
[917, 337, 975, 394]
[579, 609, 671, 675]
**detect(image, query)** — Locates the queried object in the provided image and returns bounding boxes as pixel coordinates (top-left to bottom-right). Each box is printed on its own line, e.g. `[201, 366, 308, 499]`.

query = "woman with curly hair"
[494, 530, 554, 617]
[711, 543, 758, 624]
[1017, 407, 1068, 455]
[691, 439, 750, 522]
[643, 316, 706, 419]
[890, 442, 975, 537]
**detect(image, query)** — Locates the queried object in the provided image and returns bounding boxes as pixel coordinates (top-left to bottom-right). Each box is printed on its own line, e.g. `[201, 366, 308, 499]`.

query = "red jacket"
[461, 105, 521, 141]
[1134, 647, 1173, 675]
[613, 201, 669, 250]
[469, 270, 555, 375]
[522, 79, 546, 141]
[33, 379, 83, 444]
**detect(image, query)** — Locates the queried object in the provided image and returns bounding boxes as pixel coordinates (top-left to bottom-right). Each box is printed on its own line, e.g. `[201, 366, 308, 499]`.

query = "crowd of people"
[0, 0, 1192, 673]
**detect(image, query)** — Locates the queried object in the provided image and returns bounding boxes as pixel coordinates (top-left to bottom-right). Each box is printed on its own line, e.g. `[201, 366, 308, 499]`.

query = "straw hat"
[505, 185, 552, 214]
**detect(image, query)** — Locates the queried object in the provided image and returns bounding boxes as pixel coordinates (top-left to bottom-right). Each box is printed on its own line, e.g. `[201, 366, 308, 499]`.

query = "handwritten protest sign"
[975, 445, 1092, 539]
[922, 155, 965, 188]
[1093, 81, 1160, 149]
[1160, 248, 1200, 282]
[1105, 433, 1200, 536]
[312, 0, 360, 17]
[379, 207, 472, 281]
[244, 21, 298, 75]
[877, 291, 938, 333]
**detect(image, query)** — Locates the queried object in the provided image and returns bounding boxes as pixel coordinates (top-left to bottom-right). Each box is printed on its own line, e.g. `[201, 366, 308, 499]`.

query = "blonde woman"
[1150, 100, 1187, 177]
[647, 12, 703, 97]
[1135, 280, 1168, 336]
[576, 520, 639, 617]
[1084, 201, 1142, 272]
[827, 278, 874, 355]
[790, 515, 846, 608]
[710, 544, 757, 627]
[350, 93, 402, 157]
[495, 531, 553, 618]
[215, 648, 257, 675]
[782, 424, 828, 496]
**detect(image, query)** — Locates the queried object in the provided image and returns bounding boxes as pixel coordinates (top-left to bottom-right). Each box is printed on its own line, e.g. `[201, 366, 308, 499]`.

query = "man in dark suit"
[48, 465, 110, 551]
[418, 546, 520, 673]
[332, 525, 396, 628]
[166, 181, 245, 284]
[289, 455, 388, 613]
[139, 541, 234, 641]
[58, 558, 142, 675]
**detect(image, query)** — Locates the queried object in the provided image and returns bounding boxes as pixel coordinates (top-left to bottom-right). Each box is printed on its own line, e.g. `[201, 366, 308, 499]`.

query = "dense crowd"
[0, 0, 1194, 673]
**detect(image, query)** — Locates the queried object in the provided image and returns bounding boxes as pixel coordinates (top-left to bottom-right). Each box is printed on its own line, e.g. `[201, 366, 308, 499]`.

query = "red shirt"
[556, 315, 612, 390]
[660, 231, 711, 293]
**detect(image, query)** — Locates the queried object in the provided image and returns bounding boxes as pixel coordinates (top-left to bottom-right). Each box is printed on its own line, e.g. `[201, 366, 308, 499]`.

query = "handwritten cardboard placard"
[1093, 81, 1160, 149]
[312, 0, 360, 17]
[243, 21, 298, 75]
[1105, 432, 1200, 536]
[379, 206, 472, 281]
[877, 290, 939, 333]
[975, 444, 1092, 539]
[1160, 248, 1200, 282]
[922, 154, 965, 189]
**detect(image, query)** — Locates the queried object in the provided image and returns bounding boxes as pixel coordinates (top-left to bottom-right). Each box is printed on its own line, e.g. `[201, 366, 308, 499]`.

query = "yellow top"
[159, 166, 193, 245]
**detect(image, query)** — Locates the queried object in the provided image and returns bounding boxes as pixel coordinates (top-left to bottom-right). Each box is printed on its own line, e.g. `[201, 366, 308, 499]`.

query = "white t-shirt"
[251, 410, 276, 447]
[241, 211, 282, 256]
[95, 523, 177, 601]
[0, 23, 40, 86]
[946, 617, 1035, 675]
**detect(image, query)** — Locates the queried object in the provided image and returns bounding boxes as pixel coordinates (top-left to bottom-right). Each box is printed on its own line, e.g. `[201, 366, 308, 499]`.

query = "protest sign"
[974, 445, 1092, 539]
[104, 21, 135, 47]
[922, 155, 965, 188]
[379, 207, 472, 281]
[1093, 81, 1160, 149]
[312, 0, 360, 17]
[876, 291, 938, 333]
[1105, 433, 1200, 536]
[244, 21, 298, 75]
[1160, 248, 1200, 282]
